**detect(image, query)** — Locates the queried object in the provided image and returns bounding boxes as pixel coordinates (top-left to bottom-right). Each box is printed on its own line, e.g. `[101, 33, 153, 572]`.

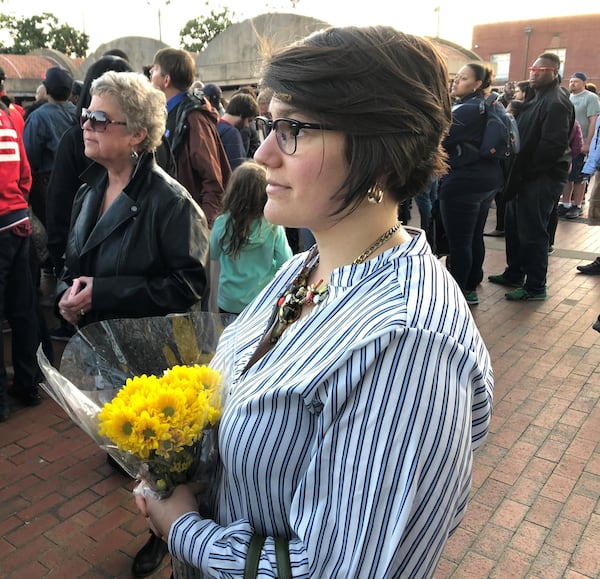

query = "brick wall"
[472, 14, 600, 86]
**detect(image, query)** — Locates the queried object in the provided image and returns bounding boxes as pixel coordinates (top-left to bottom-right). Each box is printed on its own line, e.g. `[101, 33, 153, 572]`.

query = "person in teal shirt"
[210, 161, 292, 321]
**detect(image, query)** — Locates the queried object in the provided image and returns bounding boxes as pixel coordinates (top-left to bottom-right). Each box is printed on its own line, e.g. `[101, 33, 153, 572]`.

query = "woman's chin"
[263, 204, 289, 227]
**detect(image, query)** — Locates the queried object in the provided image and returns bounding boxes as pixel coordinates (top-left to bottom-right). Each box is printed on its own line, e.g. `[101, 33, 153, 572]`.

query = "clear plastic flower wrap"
[37, 311, 231, 504]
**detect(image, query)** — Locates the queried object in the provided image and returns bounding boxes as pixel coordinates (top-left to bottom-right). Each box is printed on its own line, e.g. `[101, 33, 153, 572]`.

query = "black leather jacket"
[56, 152, 209, 325]
[46, 124, 177, 272]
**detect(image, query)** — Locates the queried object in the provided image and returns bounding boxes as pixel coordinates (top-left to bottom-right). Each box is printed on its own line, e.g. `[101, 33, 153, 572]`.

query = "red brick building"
[472, 14, 599, 87]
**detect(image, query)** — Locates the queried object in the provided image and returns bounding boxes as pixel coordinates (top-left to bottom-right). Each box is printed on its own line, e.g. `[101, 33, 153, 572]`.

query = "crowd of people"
[424, 61, 598, 308]
[0, 26, 597, 578]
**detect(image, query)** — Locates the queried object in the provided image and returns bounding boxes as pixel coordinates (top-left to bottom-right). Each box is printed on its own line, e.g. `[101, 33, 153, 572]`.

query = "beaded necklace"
[268, 221, 402, 344]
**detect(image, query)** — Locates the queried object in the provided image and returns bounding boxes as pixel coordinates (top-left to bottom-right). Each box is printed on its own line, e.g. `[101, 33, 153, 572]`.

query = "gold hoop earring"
[367, 188, 384, 205]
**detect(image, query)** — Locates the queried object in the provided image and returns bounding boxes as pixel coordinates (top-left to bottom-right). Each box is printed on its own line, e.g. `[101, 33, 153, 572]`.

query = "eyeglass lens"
[256, 118, 296, 155]
[80, 109, 109, 131]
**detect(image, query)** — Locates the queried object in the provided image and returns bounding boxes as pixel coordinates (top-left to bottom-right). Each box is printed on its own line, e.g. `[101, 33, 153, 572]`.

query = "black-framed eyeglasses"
[255, 116, 335, 155]
[80, 108, 128, 132]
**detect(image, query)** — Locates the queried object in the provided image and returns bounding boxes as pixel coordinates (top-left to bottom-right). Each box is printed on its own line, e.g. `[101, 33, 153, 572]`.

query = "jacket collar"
[80, 151, 155, 202]
[76, 152, 156, 255]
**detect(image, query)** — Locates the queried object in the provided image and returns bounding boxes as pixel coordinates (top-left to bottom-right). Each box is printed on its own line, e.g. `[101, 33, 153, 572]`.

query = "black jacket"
[439, 92, 504, 200]
[56, 152, 208, 325]
[46, 125, 177, 271]
[505, 83, 574, 198]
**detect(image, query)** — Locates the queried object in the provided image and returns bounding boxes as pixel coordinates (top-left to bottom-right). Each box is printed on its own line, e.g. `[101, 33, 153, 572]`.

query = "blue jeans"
[503, 175, 566, 292]
[414, 178, 439, 232]
[439, 188, 496, 292]
[0, 231, 41, 396]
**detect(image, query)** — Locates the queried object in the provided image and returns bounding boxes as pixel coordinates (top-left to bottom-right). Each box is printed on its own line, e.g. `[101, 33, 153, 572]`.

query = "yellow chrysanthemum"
[97, 364, 222, 460]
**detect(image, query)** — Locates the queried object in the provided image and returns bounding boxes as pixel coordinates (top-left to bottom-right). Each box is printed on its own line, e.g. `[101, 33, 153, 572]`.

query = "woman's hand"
[134, 483, 200, 540]
[58, 276, 94, 325]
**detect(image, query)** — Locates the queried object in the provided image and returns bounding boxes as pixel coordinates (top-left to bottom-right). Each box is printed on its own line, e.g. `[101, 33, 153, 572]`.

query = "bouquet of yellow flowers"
[99, 364, 222, 498]
[38, 312, 230, 502]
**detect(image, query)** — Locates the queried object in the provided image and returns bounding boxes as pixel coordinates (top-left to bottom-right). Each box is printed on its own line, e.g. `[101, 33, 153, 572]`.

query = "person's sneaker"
[557, 204, 569, 217]
[565, 206, 583, 219]
[488, 273, 523, 287]
[548, 245, 554, 255]
[464, 291, 479, 305]
[505, 287, 547, 301]
[483, 229, 504, 237]
[593, 316, 600, 334]
[576, 257, 600, 275]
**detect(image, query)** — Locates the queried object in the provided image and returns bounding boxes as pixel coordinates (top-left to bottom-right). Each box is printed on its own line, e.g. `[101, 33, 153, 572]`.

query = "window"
[544, 48, 566, 78]
[490, 53, 511, 82]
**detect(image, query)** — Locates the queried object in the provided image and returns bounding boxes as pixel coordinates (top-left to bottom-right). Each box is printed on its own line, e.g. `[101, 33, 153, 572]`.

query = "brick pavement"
[436, 212, 600, 579]
[1, 209, 599, 578]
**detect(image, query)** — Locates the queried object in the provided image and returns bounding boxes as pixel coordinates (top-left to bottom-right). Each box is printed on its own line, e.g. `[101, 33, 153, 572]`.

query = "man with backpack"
[489, 52, 574, 301]
[150, 48, 231, 228]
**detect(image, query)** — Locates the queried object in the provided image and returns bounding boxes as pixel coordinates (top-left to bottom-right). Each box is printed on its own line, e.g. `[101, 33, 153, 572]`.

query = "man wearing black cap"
[558, 72, 600, 219]
[201, 83, 224, 116]
[23, 66, 78, 229]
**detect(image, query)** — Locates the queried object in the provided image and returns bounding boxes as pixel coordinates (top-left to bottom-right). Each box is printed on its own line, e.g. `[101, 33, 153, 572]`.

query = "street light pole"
[523, 26, 533, 79]
[147, 1, 163, 42]
[158, 6, 162, 42]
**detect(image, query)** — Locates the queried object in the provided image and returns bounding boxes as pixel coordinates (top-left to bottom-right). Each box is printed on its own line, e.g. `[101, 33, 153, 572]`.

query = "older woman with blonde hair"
[57, 71, 209, 329]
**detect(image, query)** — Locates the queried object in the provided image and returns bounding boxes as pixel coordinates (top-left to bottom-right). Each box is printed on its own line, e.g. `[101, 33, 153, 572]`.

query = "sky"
[1, 0, 597, 53]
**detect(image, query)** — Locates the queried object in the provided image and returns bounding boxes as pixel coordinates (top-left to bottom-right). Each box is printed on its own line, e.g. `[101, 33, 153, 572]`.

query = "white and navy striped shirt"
[170, 228, 493, 578]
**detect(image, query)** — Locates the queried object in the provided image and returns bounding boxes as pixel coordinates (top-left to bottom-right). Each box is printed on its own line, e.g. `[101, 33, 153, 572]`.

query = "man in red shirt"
[0, 102, 43, 421]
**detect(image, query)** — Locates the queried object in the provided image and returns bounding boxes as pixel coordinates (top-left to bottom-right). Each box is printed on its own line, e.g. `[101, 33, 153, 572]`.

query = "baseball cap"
[43, 66, 74, 97]
[202, 83, 223, 109]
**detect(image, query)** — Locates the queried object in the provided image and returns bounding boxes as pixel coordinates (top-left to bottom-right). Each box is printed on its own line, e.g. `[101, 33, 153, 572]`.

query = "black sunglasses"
[255, 116, 335, 155]
[80, 108, 128, 132]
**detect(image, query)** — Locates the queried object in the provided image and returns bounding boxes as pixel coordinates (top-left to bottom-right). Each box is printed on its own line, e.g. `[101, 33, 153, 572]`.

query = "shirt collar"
[166, 91, 186, 113]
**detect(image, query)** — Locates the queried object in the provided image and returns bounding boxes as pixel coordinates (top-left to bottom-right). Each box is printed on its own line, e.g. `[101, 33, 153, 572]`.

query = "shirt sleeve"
[17, 126, 32, 196]
[23, 113, 45, 173]
[583, 117, 600, 174]
[209, 218, 224, 261]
